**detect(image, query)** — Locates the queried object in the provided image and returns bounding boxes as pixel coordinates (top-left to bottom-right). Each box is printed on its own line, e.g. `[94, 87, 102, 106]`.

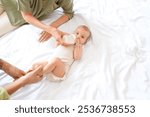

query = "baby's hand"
[75, 38, 80, 45]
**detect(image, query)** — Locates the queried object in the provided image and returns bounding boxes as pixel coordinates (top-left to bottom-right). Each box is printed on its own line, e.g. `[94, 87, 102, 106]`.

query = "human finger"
[21, 71, 26, 76]
[23, 66, 43, 84]
[40, 35, 51, 42]
[32, 66, 43, 77]
[32, 64, 40, 70]
[39, 32, 51, 42]
[39, 33, 47, 42]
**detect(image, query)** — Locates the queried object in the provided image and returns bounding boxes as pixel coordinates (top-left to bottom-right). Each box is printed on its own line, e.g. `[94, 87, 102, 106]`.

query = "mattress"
[0, 0, 150, 100]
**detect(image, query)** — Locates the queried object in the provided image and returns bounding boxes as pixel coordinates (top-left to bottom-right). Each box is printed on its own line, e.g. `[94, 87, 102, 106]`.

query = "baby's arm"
[73, 43, 83, 60]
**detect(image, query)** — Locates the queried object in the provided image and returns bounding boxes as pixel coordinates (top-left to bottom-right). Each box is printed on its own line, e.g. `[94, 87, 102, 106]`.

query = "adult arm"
[39, 0, 74, 42]
[51, 14, 70, 29]
[18, 0, 57, 34]
[4, 77, 27, 95]
[21, 12, 62, 40]
[4, 66, 43, 96]
[39, 14, 69, 42]
[0, 59, 25, 79]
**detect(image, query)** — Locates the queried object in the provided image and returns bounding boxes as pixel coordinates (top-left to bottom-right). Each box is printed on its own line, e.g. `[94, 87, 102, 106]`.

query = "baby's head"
[75, 25, 91, 44]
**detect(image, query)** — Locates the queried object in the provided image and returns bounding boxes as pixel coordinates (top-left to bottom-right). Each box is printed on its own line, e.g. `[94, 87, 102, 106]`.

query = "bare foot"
[31, 61, 48, 71]
[0, 59, 25, 79]
[20, 66, 43, 85]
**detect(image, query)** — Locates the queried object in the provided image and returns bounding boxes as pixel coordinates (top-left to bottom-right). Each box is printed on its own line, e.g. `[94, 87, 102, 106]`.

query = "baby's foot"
[32, 61, 48, 70]
[21, 66, 43, 85]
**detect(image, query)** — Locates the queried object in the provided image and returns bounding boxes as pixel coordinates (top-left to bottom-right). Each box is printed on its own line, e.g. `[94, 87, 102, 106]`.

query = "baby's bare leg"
[0, 59, 25, 79]
[31, 61, 48, 71]
[43, 58, 65, 78]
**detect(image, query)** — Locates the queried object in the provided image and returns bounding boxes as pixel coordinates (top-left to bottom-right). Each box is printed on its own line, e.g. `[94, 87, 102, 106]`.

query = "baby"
[32, 25, 91, 81]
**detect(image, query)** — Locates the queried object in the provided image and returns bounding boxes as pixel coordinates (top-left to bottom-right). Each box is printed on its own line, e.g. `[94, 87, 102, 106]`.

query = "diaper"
[45, 64, 70, 82]
[45, 73, 67, 82]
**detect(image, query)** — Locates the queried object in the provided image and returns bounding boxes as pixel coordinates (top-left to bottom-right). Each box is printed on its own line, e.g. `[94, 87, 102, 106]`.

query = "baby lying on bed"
[31, 25, 91, 81]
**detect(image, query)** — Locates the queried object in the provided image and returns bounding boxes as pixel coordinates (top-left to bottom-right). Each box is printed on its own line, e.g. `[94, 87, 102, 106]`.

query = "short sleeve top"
[0, 0, 74, 26]
[0, 87, 10, 100]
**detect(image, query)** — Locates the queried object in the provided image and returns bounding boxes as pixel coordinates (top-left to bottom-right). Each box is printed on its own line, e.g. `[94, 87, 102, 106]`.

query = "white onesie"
[46, 34, 76, 81]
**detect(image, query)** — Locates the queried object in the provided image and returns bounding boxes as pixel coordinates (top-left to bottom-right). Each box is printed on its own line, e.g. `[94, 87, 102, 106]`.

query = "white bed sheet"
[0, 0, 150, 100]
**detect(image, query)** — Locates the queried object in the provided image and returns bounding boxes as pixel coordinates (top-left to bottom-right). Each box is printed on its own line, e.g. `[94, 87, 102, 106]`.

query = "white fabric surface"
[0, 0, 150, 100]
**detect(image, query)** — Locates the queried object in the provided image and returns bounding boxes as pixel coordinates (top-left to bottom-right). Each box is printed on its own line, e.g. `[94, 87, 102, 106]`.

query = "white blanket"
[0, 0, 150, 100]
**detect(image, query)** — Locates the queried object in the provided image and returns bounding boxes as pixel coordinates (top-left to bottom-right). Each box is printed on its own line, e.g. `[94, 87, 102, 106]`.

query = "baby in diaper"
[31, 25, 91, 81]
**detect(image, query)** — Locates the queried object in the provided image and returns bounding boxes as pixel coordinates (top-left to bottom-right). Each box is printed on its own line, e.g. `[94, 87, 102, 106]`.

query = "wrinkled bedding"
[0, 0, 150, 99]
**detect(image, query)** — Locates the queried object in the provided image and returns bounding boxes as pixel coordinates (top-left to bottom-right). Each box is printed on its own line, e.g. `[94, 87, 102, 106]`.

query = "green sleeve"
[58, 0, 74, 19]
[17, 0, 32, 12]
[0, 87, 10, 100]
[0, 0, 4, 15]
[0, 0, 2, 5]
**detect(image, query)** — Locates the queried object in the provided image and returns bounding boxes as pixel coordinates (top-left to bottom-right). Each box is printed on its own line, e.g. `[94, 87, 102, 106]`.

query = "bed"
[0, 0, 150, 100]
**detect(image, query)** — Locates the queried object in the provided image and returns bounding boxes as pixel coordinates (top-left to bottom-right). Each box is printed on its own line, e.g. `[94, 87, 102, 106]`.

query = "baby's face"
[75, 27, 90, 44]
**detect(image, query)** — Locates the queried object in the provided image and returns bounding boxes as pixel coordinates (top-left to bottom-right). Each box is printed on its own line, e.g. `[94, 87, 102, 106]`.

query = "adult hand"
[51, 29, 63, 42]
[39, 31, 52, 42]
[22, 66, 43, 85]
[38, 29, 63, 43]
[31, 61, 48, 72]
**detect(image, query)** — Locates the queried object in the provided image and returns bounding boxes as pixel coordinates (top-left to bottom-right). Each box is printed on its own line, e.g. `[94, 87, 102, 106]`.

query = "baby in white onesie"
[45, 34, 76, 81]
[31, 25, 91, 81]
